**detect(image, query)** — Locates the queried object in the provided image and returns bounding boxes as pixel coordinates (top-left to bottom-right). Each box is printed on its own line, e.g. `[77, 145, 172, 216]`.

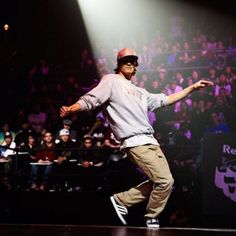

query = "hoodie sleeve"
[146, 91, 168, 111]
[76, 74, 114, 111]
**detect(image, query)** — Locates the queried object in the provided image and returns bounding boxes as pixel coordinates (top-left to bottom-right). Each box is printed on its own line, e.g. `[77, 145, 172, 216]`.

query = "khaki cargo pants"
[113, 144, 174, 219]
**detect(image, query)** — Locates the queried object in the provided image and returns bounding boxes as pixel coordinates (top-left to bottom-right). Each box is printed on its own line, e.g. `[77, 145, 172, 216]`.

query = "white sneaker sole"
[146, 219, 160, 228]
[110, 196, 127, 225]
[147, 225, 160, 228]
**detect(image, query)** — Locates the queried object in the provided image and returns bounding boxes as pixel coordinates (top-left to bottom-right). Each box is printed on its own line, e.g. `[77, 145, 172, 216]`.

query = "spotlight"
[3, 24, 9, 31]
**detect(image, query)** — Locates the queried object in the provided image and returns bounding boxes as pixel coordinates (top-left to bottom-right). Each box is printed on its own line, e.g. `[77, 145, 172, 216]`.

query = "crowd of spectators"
[0, 9, 235, 227]
[1, 13, 236, 202]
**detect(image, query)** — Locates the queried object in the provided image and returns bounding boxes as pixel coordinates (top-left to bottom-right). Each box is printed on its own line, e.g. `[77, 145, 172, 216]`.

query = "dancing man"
[60, 48, 213, 228]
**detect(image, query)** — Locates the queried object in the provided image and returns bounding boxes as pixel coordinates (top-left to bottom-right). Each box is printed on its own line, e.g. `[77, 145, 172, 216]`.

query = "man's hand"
[167, 79, 214, 105]
[60, 103, 81, 117]
[60, 106, 71, 118]
[192, 80, 214, 90]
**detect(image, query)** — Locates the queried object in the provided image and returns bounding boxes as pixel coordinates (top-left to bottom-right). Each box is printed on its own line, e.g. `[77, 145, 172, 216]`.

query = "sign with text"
[201, 133, 236, 215]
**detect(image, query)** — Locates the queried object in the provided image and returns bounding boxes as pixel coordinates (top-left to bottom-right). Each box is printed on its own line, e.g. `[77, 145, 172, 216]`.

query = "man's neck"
[118, 72, 132, 80]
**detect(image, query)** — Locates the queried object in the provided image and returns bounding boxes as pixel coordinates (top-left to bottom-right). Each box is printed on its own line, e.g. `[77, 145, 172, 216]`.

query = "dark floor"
[0, 191, 236, 230]
[0, 224, 236, 236]
[0, 157, 235, 230]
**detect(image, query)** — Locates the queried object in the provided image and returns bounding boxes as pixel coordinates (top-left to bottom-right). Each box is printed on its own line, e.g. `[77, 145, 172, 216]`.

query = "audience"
[0, 14, 236, 197]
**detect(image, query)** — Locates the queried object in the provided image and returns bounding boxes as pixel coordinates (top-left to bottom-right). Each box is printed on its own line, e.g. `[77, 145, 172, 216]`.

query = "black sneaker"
[146, 218, 160, 228]
[110, 196, 128, 225]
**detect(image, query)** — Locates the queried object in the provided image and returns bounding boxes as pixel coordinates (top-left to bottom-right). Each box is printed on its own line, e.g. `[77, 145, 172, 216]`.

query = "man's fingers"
[60, 106, 68, 117]
[201, 80, 214, 86]
[193, 80, 214, 90]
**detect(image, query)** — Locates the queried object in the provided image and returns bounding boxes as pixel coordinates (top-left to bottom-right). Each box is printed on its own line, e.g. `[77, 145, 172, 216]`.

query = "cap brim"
[118, 55, 138, 61]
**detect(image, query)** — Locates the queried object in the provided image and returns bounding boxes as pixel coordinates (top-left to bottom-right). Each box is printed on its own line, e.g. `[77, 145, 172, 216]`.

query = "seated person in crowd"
[54, 128, 77, 191]
[102, 129, 125, 164]
[18, 133, 38, 189]
[0, 123, 16, 145]
[29, 131, 57, 191]
[14, 121, 34, 148]
[103, 129, 121, 152]
[85, 116, 109, 147]
[0, 132, 16, 190]
[0, 132, 16, 173]
[55, 119, 77, 143]
[78, 135, 104, 168]
[77, 135, 105, 191]
[204, 112, 230, 134]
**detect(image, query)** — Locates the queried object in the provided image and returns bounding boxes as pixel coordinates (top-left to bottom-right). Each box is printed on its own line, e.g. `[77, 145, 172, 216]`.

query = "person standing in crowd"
[60, 47, 213, 228]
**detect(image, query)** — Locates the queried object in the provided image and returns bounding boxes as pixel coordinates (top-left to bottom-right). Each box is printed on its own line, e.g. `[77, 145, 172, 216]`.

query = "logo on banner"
[215, 144, 236, 202]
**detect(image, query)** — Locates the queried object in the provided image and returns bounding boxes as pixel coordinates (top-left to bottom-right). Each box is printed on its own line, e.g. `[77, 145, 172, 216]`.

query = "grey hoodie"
[77, 74, 168, 148]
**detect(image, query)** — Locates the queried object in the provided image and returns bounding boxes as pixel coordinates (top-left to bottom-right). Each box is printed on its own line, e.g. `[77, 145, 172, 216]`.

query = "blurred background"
[0, 0, 236, 228]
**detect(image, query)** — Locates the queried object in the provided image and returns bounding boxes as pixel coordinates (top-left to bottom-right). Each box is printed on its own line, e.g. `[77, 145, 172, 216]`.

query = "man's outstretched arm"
[60, 103, 81, 118]
[167, 80, 214, 105]
[60, 75, 114, 118]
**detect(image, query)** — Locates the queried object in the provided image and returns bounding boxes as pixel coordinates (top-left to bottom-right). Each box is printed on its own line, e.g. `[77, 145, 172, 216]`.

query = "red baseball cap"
[117, 48, 138, 61]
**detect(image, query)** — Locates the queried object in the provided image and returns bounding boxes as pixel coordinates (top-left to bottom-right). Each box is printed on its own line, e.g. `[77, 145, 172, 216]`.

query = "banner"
[201, 133, 236, 215]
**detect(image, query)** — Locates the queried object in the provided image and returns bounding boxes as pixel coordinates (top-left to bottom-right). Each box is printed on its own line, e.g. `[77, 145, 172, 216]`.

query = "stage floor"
[0, 224, 236, 236]
[0, 191, 236, 230]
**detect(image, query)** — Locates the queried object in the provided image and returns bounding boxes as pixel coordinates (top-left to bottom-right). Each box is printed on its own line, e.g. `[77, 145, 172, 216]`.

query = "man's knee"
[154, 175, 174, 190]
[164, 175, 174, 190]
[169, 176, 174, 188]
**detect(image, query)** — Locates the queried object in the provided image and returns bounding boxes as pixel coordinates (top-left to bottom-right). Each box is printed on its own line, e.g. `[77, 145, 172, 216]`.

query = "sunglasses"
[120, 57, 138, 66]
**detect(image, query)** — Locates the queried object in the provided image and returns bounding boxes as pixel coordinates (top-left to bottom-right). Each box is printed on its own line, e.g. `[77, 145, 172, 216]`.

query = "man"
[77, 135, 105, 192]
[54, 128, 77, 191]
[60, 48, 213, 228]
[0, 132, 16, 169]
[0, 132, 16, 190]
[55, 119, 77, 143]
[14, 121, 33, 147]
[29, 132, 56, 191]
